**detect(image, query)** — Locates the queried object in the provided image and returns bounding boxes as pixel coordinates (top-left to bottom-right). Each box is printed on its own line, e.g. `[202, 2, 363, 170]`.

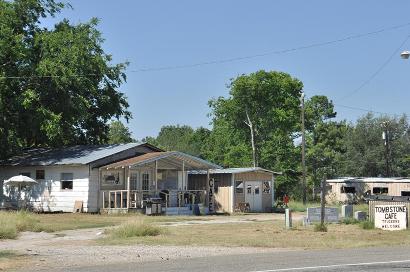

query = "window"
[36, 170, 45, 180]
[19, 172, 31, 177]
[142, 171, 150, 191]
[61, 173, 73, 190]
[214, 179, 220, 194]
[247, 185, 252, 194]
[254, 185, 260, 195]
[263, 181, 271, 194]
[401, 191, 410, 196]
[373, 187, 388, 195]
[235, 181, 244, 194]
[341, 186, 356, 194]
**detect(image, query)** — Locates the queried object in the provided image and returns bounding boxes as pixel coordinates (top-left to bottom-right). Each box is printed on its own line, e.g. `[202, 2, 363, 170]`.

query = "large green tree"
[340, 113, 410, 177]
[108, 121, 135, 144]
[208, 70, 303, 170]
[0, 0, 130, 159]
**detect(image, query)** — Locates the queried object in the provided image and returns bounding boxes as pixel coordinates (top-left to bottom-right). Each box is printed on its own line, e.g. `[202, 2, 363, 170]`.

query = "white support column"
[271, 175, 275, 208]
[155, 160, 158, 192]
[231, 173, 235, 214]
[206, 169, 210, 207]
[182, 160, 185, 190]
[126, 166, 131, 209]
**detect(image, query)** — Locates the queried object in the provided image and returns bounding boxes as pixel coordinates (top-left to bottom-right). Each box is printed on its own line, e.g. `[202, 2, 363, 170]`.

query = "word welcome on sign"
[375, 205, 407, 231]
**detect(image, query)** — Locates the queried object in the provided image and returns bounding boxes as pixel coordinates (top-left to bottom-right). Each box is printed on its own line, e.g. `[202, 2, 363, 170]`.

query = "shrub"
[359, 220, 374, 230]
[313, 223, 328, 232]
[108, 220, 162, 239]
[340, 218, 359, 225]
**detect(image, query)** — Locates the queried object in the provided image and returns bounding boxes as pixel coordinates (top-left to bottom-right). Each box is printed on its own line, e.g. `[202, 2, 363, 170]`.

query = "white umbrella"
[4, 175, 38, 210]
[4, 175, 38, 187]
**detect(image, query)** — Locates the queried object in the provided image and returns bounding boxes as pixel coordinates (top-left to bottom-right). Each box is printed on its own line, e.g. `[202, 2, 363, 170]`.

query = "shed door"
[245, 181, 262, 212]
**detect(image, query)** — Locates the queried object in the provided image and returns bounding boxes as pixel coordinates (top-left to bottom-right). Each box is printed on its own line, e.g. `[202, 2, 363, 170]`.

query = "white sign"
[375, 205, 407, 231]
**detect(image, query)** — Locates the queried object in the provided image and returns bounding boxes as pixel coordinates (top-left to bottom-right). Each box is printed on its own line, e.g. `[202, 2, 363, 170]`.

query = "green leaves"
[0, 0, 130, 158]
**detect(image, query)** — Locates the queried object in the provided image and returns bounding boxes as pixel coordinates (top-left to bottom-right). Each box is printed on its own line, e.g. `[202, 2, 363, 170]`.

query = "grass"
[340, 217, 360, 225]
[0, 211, 212, 239]
[360, 220, 375, 230]
[313, 223, 328, 232]
[0, 250, 28, 271]
[99, 218, 410, 249]
[105, 219, 163, 239]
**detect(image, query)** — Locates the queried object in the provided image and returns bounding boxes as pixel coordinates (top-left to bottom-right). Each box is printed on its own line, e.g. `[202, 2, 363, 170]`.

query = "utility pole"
[300, 92, 307, 205]
[382, 121, 391, 177]
[245, 109, 257, 168]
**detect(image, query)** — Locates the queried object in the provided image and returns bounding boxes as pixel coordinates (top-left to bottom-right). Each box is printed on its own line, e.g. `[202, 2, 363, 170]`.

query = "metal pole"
[301, 92, 307, 205]
[320, 175, 326, 226]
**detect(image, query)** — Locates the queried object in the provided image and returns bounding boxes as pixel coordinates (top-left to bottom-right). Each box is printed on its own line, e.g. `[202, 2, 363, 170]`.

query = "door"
[245, 181, 262, 212]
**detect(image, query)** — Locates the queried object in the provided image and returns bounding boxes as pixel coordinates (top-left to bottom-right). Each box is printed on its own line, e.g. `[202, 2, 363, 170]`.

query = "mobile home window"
[341, 186, 356, 194]
[263, 181, 271, 194]
[372, 187, 388, 194]
[61, 173, 73, 190]
[401, 191, 410, 196]
[235, 181, 244, 194]
[36, 170, 45, 180]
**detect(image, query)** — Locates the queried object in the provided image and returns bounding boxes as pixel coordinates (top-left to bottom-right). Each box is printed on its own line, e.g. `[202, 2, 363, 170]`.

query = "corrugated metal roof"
[0, 143, 141, 166]
[188, 167, 280, 175]
[327, 177, 410, 183]
[103, 151, 221, 170]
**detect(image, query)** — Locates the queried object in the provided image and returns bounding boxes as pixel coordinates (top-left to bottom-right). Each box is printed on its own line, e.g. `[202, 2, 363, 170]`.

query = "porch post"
[155, 160, 158, 192]
[182, 160, 185, 190]
[205, 169, 210, 206]
[126, 166, 130, 209]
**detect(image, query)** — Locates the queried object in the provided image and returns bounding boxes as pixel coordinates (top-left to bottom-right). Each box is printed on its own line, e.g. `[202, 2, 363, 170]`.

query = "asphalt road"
[42, 246, 410, 272]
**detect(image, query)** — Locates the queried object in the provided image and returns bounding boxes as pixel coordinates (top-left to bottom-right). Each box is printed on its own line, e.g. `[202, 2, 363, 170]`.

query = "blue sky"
[43, 1, 410, 139]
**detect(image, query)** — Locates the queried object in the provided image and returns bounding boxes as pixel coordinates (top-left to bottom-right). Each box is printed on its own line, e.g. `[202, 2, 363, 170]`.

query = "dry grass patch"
[100, 220, 410, 249]
[0, 250, 30, 271]
[105, 219, 163, 240]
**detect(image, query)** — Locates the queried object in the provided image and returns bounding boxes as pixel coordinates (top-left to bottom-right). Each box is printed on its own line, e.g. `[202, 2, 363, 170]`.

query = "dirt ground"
[0, 213, 294, 271]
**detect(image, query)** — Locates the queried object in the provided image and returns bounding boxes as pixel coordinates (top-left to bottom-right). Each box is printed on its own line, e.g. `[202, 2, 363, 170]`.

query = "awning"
[102, 151, 221, 170]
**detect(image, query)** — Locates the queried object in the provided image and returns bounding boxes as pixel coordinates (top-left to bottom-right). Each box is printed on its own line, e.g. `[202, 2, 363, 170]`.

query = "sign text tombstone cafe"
[374, 205, 407, 231]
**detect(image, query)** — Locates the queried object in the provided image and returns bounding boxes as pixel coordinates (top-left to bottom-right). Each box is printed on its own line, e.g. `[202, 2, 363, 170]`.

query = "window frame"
[372, 187, 388, 195]
[341, 186, 356, 194]
[235, 180, 244, 194]
[141, 171, 150, 191]
[61, 173, 74, 190]
[263, 181, 271, 194]
[36, 169, 45, 180]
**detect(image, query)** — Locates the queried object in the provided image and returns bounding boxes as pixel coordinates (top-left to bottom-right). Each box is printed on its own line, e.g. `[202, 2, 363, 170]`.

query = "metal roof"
[103, 151, 221, 170]
[188, 167, 280, 175]
[327, 177, 410, 183]
[0, 143, 143, 166]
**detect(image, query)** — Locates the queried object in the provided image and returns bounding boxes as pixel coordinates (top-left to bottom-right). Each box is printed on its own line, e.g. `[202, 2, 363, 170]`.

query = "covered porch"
[99, 151, 220, 215]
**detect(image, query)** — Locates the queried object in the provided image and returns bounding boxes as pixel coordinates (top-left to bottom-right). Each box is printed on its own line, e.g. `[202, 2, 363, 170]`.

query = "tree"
[142, 125, 211, 158]
[340, 113, 410, 177]
[108, 121, 134, 144]
[0, 0, 130, 159]
[208, 70, 303, 170]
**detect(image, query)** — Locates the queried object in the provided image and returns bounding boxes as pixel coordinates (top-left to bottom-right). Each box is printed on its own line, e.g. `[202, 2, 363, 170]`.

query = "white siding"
[1, 165, 93, 212]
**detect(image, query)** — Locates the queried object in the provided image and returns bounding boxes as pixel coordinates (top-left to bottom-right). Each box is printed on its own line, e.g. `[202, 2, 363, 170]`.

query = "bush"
[0, 211, 41, 239]
[108, 220, 162, 239]
[359, 220, 374, 230]
[340, 218, 359, 225]
[313, 223, 328, 232]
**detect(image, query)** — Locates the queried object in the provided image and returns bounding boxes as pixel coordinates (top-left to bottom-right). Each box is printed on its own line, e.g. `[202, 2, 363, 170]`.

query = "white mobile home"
[0, 144, 221, 214]
[0, 143, 162, 212]
[326, 177, 410, 203]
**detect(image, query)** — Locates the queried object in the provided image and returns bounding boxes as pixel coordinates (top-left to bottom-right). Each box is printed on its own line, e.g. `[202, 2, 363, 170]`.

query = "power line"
[334, 103, 396, 116]
[131, 22, 410, 73]
[2, 21, 409, 80]
[338, 34, 410, 101]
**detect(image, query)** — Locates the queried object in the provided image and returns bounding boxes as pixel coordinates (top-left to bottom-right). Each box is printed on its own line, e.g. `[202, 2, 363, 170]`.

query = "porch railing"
[101, 190, 206, 210]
